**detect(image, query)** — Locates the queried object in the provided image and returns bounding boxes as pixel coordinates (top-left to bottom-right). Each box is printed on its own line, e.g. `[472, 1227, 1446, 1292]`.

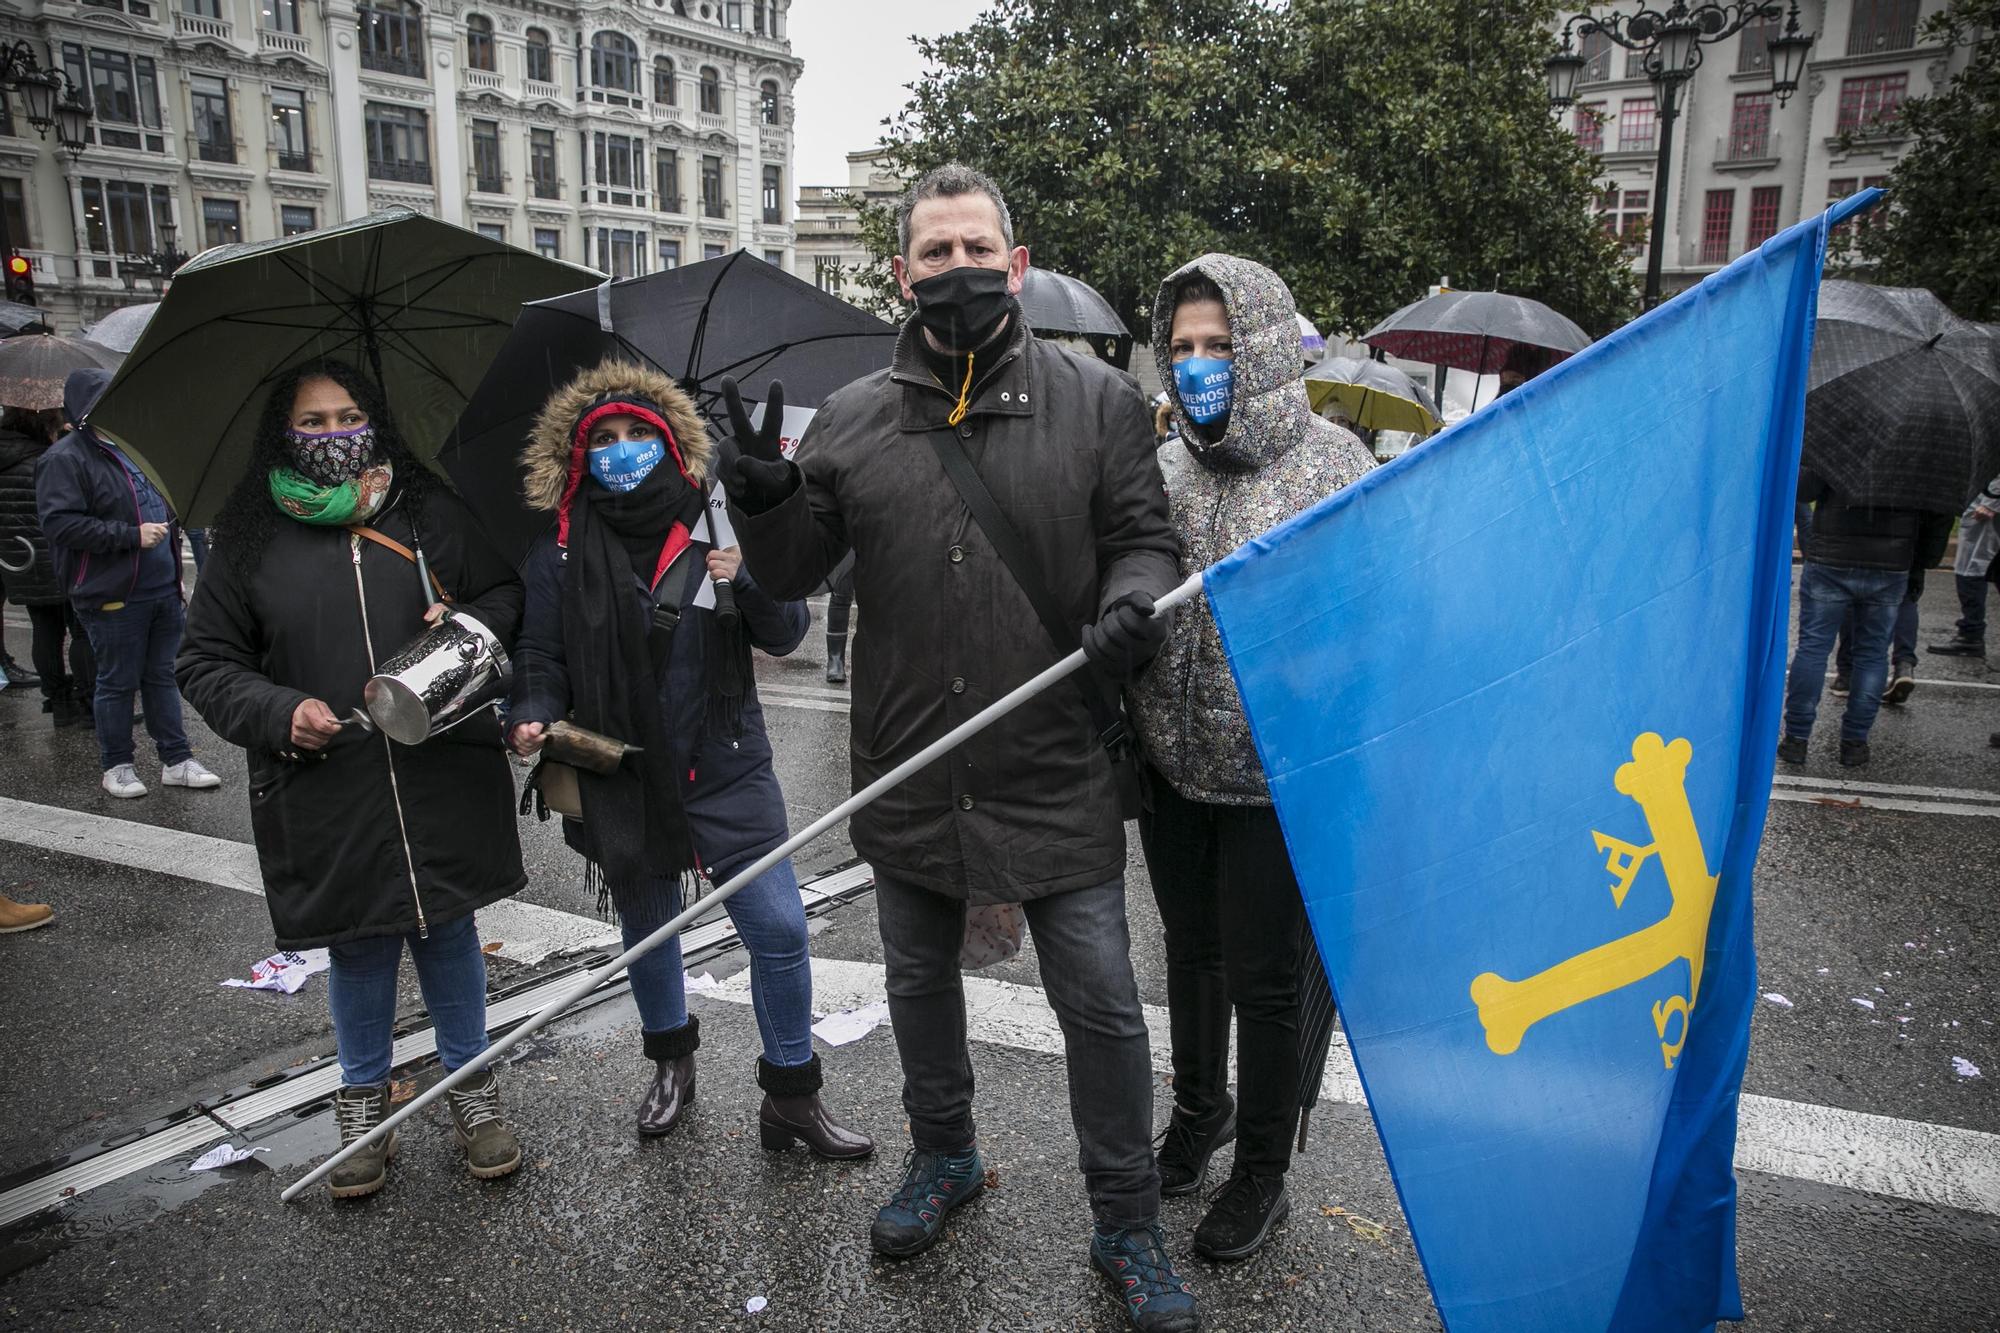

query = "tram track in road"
[0, 859, 876, 1234]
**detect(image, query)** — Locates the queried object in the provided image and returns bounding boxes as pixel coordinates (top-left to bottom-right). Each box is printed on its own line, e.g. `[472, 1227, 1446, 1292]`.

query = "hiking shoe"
[1839, 739, 1870, 768]
[1091, 1221, 1200, 1332]
[1927, 636, 1984, 657]
[163, 758, 222, 789]
[1193, 1169, 1290, 1262]
[1776, 736, 1808, 766]
[870, 1145, 985, 1258]
[328, 1084, 397, 1200]
[1155, 1096, 1236, 1198]
[445, 1069, 522, 1180]
[0, 893, 54, 934]
[102, 765, 146, 799]
[1829, 674, 1849, 696]
[1883, 667, 1915, 705]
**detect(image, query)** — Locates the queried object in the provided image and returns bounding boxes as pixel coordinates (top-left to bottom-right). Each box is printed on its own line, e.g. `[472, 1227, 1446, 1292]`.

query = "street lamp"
[53, 94, 91, 158]
[0, 39, 96, 301]
[1547, 1, 1816, 307]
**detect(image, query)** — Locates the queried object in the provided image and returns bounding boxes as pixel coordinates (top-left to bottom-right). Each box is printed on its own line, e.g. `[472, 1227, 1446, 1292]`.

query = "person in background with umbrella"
[1927, 472, 1997, 658]
[1779, 464, 1954, 768]
[177, 360, 529, 1200]
[505, 359, 872, 1161]
[34, 370, 220, 799]
[1130, 256, 1374, 1264]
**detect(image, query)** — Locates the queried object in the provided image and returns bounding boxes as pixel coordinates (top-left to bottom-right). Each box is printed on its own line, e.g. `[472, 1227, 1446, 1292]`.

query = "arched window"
[654, 56, 676, 105]
[524, 27, 552, 83]
[465, 15, 494, 72]
[698, 65, 720, 114]
[759, 79, 779, 124]
[357, 0, 425, 79]
[590, 31, 639, 94]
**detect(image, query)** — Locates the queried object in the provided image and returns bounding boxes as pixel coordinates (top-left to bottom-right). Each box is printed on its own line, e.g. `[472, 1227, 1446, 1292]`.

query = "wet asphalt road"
[1, 575, 1997, 1331]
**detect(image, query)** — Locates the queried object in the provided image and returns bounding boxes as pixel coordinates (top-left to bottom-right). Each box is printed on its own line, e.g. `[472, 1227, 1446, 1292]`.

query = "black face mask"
[910, 266, 1013, 352]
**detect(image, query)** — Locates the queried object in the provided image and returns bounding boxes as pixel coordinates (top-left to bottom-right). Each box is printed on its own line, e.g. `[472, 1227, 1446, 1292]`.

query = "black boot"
[825, 638, 847, 684]
[2, 652, 38, 688]
[758, 1054, 874, 1159]
[51, 687, 87, 729]
[636, 1016, 698, 1137]
[1155, 1093, 1236, 1197]
[1194, 1168, 1291, 1262]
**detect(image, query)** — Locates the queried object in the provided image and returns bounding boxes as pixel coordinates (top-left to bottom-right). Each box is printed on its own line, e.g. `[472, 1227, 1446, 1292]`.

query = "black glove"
[717, 376, 797, 515]
[1081, 592, 1168, 681]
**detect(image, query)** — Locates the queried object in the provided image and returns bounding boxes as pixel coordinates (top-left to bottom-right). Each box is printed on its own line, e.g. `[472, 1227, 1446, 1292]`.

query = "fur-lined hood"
[520, 358, 713, 513]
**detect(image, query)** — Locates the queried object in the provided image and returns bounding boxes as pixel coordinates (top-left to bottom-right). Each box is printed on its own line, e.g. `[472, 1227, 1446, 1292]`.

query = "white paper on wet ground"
[811, 1000, 890, 1047]
[221, 948, 331, 995]
[189, 1143, 268, 1172]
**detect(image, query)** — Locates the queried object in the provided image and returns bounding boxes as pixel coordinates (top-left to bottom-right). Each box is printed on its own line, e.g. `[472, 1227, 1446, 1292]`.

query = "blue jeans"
[186, 529, 210, 573]
[621, 858, 814, 1067]
[1786, 563, 1906, 743]
[1837, 589, 1919, 675]
[327, 912, 489, 1087]
[75, 595, 192, 771]
[1955, 574, 1989, 641]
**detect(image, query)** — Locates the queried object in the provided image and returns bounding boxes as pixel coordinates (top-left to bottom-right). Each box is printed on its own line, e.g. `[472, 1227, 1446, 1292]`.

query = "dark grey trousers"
[874, 873, 1162, 1227]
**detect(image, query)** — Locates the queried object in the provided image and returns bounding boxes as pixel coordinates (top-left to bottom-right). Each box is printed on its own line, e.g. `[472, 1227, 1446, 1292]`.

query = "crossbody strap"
[349, 525, 451, 603]
[926, 434, 1126, 751]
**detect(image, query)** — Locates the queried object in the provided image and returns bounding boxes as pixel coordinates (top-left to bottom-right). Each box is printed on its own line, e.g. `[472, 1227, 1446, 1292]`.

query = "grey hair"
[895, 162, 1015, 258]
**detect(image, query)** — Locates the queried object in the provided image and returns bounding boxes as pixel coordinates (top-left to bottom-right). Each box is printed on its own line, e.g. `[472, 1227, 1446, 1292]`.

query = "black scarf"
[561, 465, 705, 893]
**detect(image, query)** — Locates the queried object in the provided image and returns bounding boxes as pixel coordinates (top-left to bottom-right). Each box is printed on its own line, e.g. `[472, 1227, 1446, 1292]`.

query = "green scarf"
[268, 461, 395, 526]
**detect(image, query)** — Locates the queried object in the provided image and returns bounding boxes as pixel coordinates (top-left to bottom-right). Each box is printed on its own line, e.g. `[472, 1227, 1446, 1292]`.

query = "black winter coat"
[1797, 467, 1953, 578]
[0, 428, 61, 605]
[509, 537, 809, 883]
[730, 316, 1178, 903]
[177, 490, 526, 949]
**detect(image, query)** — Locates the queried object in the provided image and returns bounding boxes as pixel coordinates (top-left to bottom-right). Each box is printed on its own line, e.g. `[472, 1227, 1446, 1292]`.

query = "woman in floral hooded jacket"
[1129, 254, 1373, 1263]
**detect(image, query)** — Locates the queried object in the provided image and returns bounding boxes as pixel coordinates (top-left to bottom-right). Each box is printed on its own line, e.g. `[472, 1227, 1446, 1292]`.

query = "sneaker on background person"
[163, 758, 222, 789]
[101, 764, 145, 799]
[1882, 664, 1916, 705]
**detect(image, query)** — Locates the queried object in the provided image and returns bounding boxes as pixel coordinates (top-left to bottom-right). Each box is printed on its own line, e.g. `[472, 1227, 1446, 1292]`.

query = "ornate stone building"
[791, 146, 896, 303]
[1, 0, 800, 330]
[1560, 0, 1971, 296]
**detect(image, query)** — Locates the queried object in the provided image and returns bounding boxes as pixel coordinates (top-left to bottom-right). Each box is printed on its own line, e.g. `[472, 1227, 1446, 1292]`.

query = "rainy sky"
[787, 0, 987, 192]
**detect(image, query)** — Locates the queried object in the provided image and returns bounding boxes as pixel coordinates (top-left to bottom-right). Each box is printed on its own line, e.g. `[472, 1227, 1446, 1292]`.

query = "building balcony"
[369, 159, 433, 185]
[698, 112, 728, 133]
[465, 68, 504, 92]
[524, 79, 562, 102]
[174, 12, 233, 41]
[361, 50, 426, 80]
[701, 198, 728, 220]
[473, 173, 505, 194]
[1714, 131, 1783, 170]
[532, 175, 562, 201]
[272, 148, 319, 175]
[658, 194, 685, 214]
[194, 137, 236, 165]
[258, 29, 311, 58]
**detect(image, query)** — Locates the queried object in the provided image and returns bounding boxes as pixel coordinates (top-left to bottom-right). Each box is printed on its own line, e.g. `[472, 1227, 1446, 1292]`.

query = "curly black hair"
[211, 359, 438, 569]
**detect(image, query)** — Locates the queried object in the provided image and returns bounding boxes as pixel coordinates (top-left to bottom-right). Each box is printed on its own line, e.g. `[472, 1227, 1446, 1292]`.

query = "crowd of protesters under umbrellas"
[1, 162, 1994, 1333]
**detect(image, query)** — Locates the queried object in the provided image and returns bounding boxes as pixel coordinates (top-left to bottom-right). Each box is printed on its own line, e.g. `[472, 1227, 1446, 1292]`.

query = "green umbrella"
[88, 208, 595, 526]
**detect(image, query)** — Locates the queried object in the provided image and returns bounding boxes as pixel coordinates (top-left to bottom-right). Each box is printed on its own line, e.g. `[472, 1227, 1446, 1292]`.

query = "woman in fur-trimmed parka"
[507, 358, 872, 1161]
[1129, 255, 1373, 1263]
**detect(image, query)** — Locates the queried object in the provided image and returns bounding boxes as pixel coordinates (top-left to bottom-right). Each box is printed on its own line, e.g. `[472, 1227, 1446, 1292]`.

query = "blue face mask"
[1174, 356, 1234, 426]
[587, 435, 665, 493]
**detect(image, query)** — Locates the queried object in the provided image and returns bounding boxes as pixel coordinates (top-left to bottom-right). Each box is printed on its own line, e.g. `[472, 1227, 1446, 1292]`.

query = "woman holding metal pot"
[506, 358, 871, 1162]
[177, 359, 529, 1201]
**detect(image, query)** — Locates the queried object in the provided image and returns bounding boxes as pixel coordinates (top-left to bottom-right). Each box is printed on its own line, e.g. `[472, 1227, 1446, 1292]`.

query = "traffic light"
[4, 254, 34, 307]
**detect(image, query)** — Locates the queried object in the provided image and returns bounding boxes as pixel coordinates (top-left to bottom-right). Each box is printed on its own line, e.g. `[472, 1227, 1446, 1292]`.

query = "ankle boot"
[328, 1083, 398, 1200]
[444, 1068, 522, 1179]
[825, 640, 847, 684]
[637, 1016, 699, 1137]
[757, 1054, 874, 1159]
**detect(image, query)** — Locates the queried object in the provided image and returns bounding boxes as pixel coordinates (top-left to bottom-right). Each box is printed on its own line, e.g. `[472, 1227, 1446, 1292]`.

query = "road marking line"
[0, 796, 615, 966]
[1772, 774, 2000, 803]
[759, 687, 852, 714]
[702, 957, 2000, 1217]
[1769, 791, 2000, 818]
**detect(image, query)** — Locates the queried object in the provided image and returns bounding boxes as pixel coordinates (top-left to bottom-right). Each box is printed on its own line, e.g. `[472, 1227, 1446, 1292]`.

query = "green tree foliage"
[853, 0, 1636, 338]
[1842, 0, 2000, 319]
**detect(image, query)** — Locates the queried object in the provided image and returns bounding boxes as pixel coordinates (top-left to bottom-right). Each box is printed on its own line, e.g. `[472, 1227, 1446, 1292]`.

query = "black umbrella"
[1361, 290, 1590, 376]
[1802, 280, 2000, 514]
[1016, 268, 1133, 371]
[87, 209, 595, 525]
[440, 250, 898, 563]
[0, 300, 51, 337]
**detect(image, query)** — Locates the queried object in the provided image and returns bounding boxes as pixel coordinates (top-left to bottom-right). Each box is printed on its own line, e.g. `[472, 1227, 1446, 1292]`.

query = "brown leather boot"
[636, 1016, 698, 1138]
[757, 1054, 874, 1160]
[0, 893, 54, 934]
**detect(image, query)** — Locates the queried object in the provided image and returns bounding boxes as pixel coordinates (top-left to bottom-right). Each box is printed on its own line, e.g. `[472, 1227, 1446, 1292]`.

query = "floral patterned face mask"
[283, 425, 378, 487]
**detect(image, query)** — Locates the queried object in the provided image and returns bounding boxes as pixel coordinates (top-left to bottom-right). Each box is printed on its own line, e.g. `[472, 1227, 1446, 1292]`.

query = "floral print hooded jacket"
[1130, 253, 1375, 806]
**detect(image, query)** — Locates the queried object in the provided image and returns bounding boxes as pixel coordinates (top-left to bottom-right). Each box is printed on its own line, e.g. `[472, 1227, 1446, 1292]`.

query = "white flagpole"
[282, 572, 1206, 1203]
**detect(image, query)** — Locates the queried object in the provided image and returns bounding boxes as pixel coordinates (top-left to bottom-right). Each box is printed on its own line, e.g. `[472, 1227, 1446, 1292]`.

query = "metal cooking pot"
[361, 610, 511, 745]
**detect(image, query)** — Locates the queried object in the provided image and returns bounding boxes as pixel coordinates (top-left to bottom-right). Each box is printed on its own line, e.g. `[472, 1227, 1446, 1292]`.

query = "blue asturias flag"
[1203, 192, 1876, 1333]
